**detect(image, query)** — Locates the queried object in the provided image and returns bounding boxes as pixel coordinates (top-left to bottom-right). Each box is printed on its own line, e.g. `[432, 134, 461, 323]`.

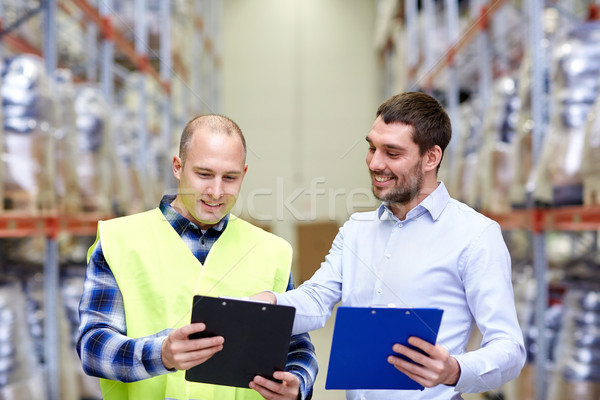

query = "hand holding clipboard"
[185, 295, 296, 388]
[326, 306, 444, 390]
[161, 322, 225, 371]
[387, 332, 461, 389]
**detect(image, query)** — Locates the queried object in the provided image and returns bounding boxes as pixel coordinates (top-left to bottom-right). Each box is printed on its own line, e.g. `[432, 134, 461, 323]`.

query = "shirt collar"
[377, 181, 450, 222]
[159, 194, 229, 234]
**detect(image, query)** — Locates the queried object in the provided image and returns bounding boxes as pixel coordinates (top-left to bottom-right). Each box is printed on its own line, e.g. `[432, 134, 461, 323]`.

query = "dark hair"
[376, 92, 452, 166]
[179, 114, 247, 164]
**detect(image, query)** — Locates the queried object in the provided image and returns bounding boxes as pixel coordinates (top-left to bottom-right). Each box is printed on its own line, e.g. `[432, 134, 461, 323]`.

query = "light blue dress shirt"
[276, 182, 526, 400]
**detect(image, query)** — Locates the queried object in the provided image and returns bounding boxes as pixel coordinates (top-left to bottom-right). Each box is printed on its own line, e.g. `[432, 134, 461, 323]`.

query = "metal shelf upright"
[41, 1, 60, 399]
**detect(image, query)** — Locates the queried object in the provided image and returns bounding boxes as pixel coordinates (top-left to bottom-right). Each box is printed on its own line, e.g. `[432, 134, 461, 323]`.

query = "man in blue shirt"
[253, 92, 526, 399]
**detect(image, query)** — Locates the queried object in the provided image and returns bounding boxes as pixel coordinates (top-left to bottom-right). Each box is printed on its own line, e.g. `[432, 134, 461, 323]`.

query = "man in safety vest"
[77, 114, 317, 400]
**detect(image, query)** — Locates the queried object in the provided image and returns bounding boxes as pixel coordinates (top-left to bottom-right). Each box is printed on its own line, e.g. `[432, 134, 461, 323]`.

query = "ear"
[173, 155, 183, 180]
[424, 145, 443, 173]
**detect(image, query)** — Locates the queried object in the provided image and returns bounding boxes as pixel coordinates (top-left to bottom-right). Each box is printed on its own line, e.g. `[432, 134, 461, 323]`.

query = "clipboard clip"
[219, 295, 271, 304]
[370, 303, 398, 308]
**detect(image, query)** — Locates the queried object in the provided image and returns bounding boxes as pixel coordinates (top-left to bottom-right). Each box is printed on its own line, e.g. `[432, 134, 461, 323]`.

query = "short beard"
[372, 162, 424, 205]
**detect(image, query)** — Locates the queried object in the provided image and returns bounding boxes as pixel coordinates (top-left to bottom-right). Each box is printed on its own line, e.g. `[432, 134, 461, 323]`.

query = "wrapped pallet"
[111, 105, 143, 215]
[54, 69, 81, 214]
[509, 49, 535, 209]
[581, 95, 600, 205]
[552, 283, 600, 400]
[24, 272, 81, 400]
[0, 275, 46, 400]
[446, 102, 469, 199]
[477, 76, 520, 214]
[1, 54, 57, 212]
[532, 20, 600, 206]
[453, 99, 483, 208]
[73, 83, 111, 214]
[145, 76, 168, 204]
[121, 72, 164, 211]
[509, 7, 560, 208]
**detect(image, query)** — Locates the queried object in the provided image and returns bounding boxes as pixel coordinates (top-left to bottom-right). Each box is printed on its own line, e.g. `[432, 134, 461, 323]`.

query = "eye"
[368, 146, 376, 153]
[223, 175, 238, 181]
[387, 152, 400, 158]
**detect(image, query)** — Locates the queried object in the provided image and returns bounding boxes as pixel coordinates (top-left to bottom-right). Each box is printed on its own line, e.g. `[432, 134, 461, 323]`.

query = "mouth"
[372, 173, 395, 186]
[201, 199, 223, 208]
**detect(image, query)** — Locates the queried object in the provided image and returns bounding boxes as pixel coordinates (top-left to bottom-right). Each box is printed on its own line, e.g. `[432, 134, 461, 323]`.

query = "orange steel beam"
[0, 212, 112, 238]
[69, 0, 172, 90]
[486, 209, 533, 231]
[421, 0, 512, 88]
[543, 205, 600, 232]
[486, 205, 600, 232]
[3, 33, 41, 56]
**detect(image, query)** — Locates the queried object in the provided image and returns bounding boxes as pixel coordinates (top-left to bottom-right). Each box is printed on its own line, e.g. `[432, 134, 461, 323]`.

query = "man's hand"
[250, 291, 277, 304]
[161, 323, 224, 370]
[387, 336, 460, 388]
[249, 371, 301, 400]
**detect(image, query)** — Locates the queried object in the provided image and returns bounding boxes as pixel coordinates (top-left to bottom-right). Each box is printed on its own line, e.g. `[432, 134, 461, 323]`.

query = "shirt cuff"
[274, 291, 289, 306]
[452, 354, 473, 393]
[288, 370, 310, 400]
[148, 332, 175, 375]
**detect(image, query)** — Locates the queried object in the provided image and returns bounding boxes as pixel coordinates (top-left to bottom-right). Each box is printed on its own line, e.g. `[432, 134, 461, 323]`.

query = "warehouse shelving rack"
[0, 1, 222, 399]
[376, 1, 600, 399]
[0, 213, 109, 400]
[488, 206, 600, 232]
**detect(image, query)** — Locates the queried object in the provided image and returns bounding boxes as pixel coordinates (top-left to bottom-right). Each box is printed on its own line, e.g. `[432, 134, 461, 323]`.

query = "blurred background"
[1, 1, 600, 399]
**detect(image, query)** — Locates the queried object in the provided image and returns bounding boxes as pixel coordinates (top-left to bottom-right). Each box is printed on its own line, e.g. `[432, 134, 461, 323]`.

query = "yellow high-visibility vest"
[88, 208, 292, 399]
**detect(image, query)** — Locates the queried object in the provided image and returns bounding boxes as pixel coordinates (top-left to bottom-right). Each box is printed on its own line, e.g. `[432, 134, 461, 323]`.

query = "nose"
[367, 149, 385, 171]
[208, 179, 225, 199]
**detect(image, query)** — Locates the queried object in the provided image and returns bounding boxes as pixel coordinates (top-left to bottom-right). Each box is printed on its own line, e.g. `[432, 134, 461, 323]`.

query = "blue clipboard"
[325, 306, 444, 390]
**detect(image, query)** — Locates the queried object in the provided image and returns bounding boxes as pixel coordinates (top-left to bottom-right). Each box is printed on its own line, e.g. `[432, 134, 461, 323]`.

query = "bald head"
[179, 114, 247, 165]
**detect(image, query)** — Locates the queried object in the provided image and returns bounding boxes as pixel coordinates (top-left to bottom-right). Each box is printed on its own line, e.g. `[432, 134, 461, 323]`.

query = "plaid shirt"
[77, 195, 317, 399]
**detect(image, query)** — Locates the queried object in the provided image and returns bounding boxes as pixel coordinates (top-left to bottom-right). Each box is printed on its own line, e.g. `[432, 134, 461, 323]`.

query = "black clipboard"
[185, 295, 296, 388]
[325, 306, 444, 390]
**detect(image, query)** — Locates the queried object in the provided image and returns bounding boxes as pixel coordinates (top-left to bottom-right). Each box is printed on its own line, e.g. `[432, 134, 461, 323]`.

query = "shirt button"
[398, 223, 403, 227]
[377, 287, 382, 294]
[385, 253, 391, 259]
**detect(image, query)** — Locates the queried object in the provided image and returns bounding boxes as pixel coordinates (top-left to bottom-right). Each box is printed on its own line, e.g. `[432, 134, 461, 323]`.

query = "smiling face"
[366, 116, 441, 214]
[171, 126, 247, 229]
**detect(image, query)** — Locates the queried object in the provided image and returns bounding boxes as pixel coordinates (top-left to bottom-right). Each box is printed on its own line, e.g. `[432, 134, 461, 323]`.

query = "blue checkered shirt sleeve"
[76, 241, 171, 382]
